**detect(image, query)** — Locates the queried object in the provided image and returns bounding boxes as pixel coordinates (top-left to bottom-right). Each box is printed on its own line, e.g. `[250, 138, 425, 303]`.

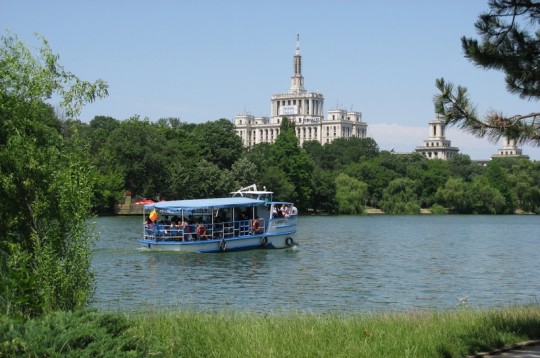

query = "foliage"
[0, 33, 107, 317]
[335, 173, 367, 214]
[434, 0, 540, 146]
[309, 168, 338, 214]
[305, 137, 379, 171]
[225, 156, 260, 193]
[435, 177, 472, 213]
[271, 117, 316, 209]
[73, 110, 538, 215]
[447, 153, 483, 181]
[468, 176, 506, 214]
[192, 118, 243, 169]
[2, 305, 540, 357]
[379, 178, 421, 214]
[0, 309, 144, 357]
[429, 204, 448, 215]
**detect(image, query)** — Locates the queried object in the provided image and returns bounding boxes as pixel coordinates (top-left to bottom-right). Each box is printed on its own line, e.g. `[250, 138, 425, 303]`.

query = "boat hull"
[138, 231, 296, 253]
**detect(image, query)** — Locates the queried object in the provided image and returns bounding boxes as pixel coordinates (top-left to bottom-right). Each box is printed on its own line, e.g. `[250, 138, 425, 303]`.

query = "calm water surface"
[91, 215, 540, 313]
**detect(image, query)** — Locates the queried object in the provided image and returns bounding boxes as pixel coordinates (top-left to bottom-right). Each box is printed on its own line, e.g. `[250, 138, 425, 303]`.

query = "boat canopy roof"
[144, 197, 265, 212]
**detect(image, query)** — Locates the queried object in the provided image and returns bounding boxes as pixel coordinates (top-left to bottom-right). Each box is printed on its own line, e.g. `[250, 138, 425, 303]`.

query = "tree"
[335, 173, 367, 215]
[485, 159, 516, 213]
[309, 168, 338, 214]
[435, 177, 472, 213]
[379, 178, 421, 214]
[434, 0, 540, 146]
[192, 118, 244, 170]
[0, 33, 108, 317]
[409, 159, 451, 207]
[271, 117, 315, 209]
[447, 153, 484, 182]
[468, 177, 507, 214]
[226, 157, 259, 192]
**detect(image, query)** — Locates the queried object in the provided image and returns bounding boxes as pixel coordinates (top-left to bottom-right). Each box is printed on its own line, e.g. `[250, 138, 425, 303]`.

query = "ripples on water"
[91, 215, 540, 313]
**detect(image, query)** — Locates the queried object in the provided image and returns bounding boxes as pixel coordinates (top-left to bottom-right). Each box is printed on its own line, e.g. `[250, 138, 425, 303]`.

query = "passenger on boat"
[144, 215, 153, 228]
[184, 223, 193, 241]
[252, 216, 262, 234]
[178, 219, 187, 229]
[196, 223, 207, 240]
[280, 205, 290, 218]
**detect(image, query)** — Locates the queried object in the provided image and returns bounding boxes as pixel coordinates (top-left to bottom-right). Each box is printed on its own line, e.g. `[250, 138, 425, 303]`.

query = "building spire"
[290, 34, 305, 93]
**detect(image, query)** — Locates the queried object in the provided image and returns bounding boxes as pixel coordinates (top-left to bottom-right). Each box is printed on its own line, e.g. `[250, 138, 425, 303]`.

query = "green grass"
[130, 305, 540, 357]
[2, 305, 540, 357]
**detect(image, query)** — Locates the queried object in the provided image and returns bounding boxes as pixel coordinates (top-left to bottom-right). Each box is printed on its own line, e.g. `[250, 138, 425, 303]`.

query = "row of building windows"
[425, 141, 450, 147]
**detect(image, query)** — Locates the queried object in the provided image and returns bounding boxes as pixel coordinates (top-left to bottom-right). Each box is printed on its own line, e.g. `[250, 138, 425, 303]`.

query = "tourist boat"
[139, 185, 297, 252]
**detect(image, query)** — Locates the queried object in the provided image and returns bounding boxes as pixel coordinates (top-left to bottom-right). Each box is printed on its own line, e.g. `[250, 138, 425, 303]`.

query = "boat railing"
[144, 218, 266, 242]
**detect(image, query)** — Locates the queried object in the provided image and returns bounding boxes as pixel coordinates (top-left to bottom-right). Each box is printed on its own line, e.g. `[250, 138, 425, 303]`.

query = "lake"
[91, 215, 540, 313]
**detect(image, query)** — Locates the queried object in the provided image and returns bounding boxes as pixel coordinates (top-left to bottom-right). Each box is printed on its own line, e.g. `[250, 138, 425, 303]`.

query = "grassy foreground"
[1, 305, 539, 357]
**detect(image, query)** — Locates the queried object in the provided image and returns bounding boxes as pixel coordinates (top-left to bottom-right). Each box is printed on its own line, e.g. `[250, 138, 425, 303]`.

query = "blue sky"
[2, 0, 539, 160]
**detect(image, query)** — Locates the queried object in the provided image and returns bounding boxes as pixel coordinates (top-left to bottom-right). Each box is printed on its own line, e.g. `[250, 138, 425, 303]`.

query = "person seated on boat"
[277, 204, 285, 218]
[183, 222, 193, 241]
[251, 216, 262, 234]
[196, 222, 207, 240]
[144, 215, 153, 228]
[280, 205, 290, 218]
[272, 205, 278, 218]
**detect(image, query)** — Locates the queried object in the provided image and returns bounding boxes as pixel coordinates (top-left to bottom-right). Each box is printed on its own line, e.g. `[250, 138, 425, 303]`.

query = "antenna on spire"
[295, 34, 300, 54]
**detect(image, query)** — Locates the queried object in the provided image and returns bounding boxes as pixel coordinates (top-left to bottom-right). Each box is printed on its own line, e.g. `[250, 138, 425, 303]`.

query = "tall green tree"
[310, 168, 338, 214]
[0, 33, 108, 317]
[271, 117, 315, 209]
[434, 0, 540, 145]
[485, 158, 518, 213]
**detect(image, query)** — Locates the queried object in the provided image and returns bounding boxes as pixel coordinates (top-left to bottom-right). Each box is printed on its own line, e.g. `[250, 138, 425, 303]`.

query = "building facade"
[415, 115, 459, 160]
[234, 35, 368, 148]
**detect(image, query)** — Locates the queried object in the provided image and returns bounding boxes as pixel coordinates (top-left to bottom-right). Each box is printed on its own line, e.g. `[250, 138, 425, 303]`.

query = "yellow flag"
[149, 208, 158, 222]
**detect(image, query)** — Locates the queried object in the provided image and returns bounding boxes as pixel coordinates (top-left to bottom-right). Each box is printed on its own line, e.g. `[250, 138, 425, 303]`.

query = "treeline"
[63, 115, 540, 215]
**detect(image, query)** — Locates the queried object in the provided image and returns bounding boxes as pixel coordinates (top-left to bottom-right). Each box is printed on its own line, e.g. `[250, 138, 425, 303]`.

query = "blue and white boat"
[139, 185, 297, 252]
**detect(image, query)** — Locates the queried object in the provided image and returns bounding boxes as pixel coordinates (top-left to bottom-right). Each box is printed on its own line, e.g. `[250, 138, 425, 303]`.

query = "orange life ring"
[196, 225, 206, 239]
[252, 220, 260, 233]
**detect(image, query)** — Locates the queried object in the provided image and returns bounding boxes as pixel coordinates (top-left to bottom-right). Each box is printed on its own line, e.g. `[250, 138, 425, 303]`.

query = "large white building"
[415, 114, 459, 160]
[234, 35, 368, 147]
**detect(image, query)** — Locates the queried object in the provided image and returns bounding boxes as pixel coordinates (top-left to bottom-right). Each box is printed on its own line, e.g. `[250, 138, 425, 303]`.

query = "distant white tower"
[415, 114, 459, 160]
[491, 137, 529, 159]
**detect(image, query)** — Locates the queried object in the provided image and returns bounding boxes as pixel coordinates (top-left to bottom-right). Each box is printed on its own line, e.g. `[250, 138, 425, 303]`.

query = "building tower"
[491, 137, 529, 159]
[270, 34, 325, 140]
[289, 34, 305, 93]
[415, 114, 459, 160]
[234, 35, 368, 147]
